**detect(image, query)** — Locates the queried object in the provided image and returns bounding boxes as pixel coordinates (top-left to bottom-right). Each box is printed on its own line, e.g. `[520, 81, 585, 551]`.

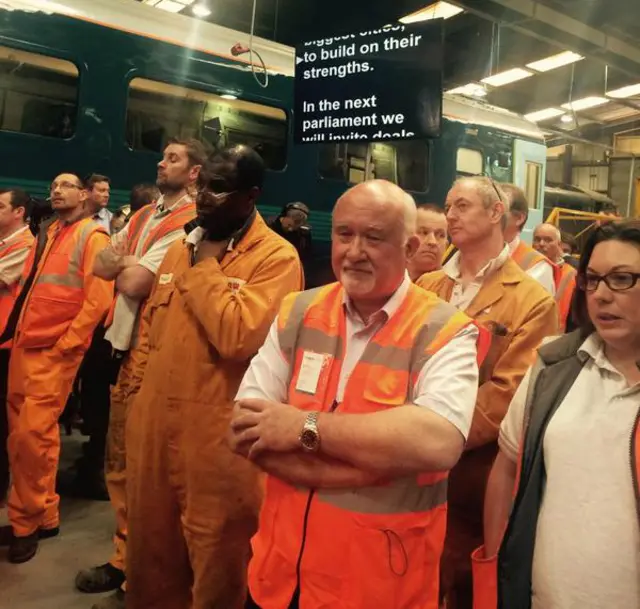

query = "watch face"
[300, 428, 319, 451]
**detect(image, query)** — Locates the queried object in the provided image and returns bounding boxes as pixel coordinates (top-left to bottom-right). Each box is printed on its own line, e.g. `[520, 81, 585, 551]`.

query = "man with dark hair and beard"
[122, 145, 303, 609]
[75, 138, 205, 609]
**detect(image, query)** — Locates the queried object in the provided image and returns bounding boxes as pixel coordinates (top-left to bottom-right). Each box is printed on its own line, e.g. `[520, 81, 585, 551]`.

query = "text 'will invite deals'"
[294, 20, 444, 145]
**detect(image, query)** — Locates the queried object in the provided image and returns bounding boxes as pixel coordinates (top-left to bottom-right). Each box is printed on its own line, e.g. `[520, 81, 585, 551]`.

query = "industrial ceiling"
[137, 0, 640, 147]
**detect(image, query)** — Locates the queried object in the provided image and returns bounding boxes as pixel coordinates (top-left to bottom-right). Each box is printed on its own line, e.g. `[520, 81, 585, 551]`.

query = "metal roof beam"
[450, 0, 640, 78]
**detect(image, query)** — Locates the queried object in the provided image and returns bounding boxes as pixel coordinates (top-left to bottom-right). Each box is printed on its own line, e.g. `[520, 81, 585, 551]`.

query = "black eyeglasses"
[487, 177, 504, 203]
[577, 272, 640, 292]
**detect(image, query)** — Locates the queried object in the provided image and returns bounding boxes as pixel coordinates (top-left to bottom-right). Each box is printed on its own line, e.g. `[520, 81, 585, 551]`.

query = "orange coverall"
[7, 219, 112, 536]
[126, 214, 303, 609]
[417, 259, 558, 609]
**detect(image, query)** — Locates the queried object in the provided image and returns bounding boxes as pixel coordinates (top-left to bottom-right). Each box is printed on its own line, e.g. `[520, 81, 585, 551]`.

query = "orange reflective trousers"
[105, 346, 146, 575]
[7, 345, 84, 535]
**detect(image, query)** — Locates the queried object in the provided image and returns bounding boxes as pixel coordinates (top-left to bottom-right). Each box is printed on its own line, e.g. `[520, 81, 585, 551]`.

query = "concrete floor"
[0, 434, 115, 609]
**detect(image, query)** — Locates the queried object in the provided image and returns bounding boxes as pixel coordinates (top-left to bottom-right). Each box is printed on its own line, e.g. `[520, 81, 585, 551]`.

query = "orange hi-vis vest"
[553, 262, 577, 331]
[104, 200, 196, 328]
[15, 218, 107, 349]
[0, 227, 35, 347]
[511, 240, 551, 273]
[248, 281, 487, 609]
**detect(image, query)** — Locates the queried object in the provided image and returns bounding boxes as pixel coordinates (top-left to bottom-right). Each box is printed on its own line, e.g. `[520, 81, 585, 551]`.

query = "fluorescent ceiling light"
[155, 0, 186, 11]
[192, 3, 211, 17]
[526, 51, 583, 73]
[560, 114, 574, 123]
[606, 83, 640, 98]
[561, 96, 609, 111]
[482, 68, 533, 87]
[220, 93, 237, 100]
[400, 1, 463, 24]
[524, 107, 565, 122]
[447, 83, 487, 97]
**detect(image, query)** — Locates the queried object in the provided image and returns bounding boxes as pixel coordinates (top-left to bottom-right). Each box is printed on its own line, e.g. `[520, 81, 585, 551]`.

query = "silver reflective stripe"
[68, 221, 101, 276]
[519, 249, 539, 270]
[278, 286, 328, 363]
[316, 476, 448, 515]
[410, 299, 464, 377]
[35, 273, 83, 289]
[294, 327, 344, 361]
[556, 267, 576, 302]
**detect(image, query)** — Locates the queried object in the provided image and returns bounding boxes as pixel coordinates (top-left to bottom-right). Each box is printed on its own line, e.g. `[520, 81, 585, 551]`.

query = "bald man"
[230, 180, 488, 609]
[533, 223, 577, 331]
[407, 204, 449, 281]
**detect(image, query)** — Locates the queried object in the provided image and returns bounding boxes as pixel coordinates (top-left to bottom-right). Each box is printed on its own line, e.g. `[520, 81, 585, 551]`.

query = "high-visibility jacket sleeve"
[175, 249, 303, 362]
[465, 295, 558, 450]
[55, 231, 114, 353]
[0, 245, 31, 287]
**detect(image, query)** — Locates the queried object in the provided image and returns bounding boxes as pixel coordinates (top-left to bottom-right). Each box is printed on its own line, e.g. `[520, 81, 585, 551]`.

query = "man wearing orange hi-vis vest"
[532, 223, 577, 332]
[75, 138, 205, 609]
[229, 180, 491, 609]
[501, 184, 556, 296]
[0, 188, 35, 503]
[0, 173, 113, 564]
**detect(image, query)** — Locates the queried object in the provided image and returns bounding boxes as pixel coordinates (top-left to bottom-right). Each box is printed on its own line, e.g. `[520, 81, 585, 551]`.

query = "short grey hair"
[452, 176, 510, 228]
[535, 222, 562, 241]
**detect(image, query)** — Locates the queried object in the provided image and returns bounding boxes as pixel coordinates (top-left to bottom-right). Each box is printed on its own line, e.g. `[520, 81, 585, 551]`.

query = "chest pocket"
[147, 285, 174, 351]
[477, 318, 512, 385]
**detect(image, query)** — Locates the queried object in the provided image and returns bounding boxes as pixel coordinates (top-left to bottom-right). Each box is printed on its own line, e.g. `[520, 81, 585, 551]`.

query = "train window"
[0, 45, 78, 139]
[318, 141, 429, 192]
[126, 78, 288, 170]
[524, 161, 543, 209]
[456, 148, 483, 176]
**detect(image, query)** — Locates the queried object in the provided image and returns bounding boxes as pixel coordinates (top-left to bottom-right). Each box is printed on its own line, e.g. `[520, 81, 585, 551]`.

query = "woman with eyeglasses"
[472, 219, 640, 609]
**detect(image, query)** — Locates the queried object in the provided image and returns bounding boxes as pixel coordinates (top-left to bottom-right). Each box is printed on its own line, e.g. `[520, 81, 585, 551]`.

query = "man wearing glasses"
[76, 138, 205, 609]
[123, 145, 303, 609]
[1, 173, 113, 564]
[417, 176, 558, 609]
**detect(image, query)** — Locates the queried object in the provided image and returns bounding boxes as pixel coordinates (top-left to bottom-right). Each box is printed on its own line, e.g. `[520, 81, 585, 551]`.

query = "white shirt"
[93, 207, 113, 234]
[500, 334, 640, 609]
[104, 195, 191, 351]
[442, 245, 511, 311]
[237, 274, 481, 439]
[0, 225, 31, 286]
[509, 236, 556, 296]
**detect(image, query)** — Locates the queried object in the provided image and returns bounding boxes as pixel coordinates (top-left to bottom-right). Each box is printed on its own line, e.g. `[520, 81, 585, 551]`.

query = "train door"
[513, 138, 547, 243]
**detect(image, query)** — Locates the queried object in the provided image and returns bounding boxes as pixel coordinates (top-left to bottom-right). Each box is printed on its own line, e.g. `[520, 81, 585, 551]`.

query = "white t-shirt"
[500, 334, 640, 609]
[104, 195, 191, 351]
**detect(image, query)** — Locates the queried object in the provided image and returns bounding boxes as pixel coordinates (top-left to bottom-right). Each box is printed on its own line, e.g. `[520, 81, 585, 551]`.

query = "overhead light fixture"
[526, 51, 584, 73]
[561, 96, 609, 111]
[524, 107, 565, 122]
[447, 83, 487, 97]
[220, 93, 237, 100]
[144, 0, 196, 12]
[400, 1, 464, 24]
[192, 3, 211, 17]
[606, 83, 640, 98]
[560, 114, 574, 123]
[481, 68, 533, 87]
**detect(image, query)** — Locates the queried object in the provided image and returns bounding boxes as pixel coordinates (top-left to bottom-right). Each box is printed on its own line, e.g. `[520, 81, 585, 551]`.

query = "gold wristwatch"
[299, 411, 320, 453]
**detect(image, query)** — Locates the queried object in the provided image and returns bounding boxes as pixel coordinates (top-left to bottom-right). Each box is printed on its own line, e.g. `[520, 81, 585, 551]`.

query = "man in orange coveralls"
[125, 145, 303, 609]
[0, 173, 113, 563]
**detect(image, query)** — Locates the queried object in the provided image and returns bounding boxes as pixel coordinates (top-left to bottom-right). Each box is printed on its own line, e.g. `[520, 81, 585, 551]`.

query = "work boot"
[8, 532, 38, 563]
[76, 563, 125, 593]
[0, 524, 59, 547]
[91, 588, 125, 609]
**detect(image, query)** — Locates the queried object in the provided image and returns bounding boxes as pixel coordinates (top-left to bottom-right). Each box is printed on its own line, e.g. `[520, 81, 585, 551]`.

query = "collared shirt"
[509, 236, 556, 296]
[443, 244, 511, 311]
[105, 194, 193, 352]
[500, 334, 640, 609]
[0, 225, 31, 286]
[237, 273, 481, 439]
[93, 207, 113, 234]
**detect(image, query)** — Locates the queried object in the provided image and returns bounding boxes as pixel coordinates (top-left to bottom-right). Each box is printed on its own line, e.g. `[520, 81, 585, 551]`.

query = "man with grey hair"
[417, 176, 558, 609]
[502, 183, 556, 295]
[229, 179, 486, 609]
